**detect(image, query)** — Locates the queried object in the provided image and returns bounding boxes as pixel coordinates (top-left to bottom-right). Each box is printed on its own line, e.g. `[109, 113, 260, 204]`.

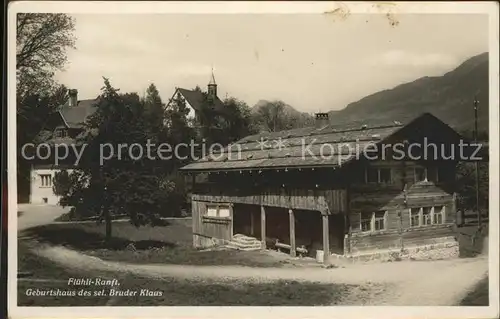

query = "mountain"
[328, 52, 489, 133]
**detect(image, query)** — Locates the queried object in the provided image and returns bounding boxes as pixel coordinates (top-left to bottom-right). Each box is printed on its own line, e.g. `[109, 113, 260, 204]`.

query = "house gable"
[36, 98, 98, 145]
[167, 88, 226, 115]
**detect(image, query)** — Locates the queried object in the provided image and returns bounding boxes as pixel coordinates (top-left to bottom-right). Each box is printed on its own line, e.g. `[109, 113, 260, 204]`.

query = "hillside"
[328, 52, 489, 132]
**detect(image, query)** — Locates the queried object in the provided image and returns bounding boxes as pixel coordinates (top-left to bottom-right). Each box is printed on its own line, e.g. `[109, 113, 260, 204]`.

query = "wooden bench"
[274, 239, 308, 255]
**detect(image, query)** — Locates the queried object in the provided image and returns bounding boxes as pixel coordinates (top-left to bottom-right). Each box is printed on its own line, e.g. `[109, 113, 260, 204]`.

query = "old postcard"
[7, 1, 499, 318]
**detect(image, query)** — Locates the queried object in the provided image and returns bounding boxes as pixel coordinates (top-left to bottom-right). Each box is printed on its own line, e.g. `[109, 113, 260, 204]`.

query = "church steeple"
[207, 67, 217, 98]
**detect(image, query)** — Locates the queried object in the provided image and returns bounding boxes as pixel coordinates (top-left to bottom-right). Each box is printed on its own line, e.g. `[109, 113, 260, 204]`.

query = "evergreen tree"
[54, 79, 174, 243]
[143, 83, 165, 137]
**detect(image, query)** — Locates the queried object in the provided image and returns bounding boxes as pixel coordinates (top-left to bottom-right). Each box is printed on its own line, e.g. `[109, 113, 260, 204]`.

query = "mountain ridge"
[328, 52, 489, 131]
[251, 52, 488, 133]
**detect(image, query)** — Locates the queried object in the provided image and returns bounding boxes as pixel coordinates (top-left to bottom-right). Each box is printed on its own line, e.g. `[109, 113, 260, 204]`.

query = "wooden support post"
[322, 213, 330, 264]
[250, 210, 255, 236]
[261, 205, 266, 249]
[229, 203, 234, 239]
[289, 209, 296, 257]
[453, 192, 460, 225]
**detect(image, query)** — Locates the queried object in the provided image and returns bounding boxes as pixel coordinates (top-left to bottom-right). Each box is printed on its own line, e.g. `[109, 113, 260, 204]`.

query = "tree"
[54, 79, 176, 243]
[143, 83, 166, 138]
[16, 13, 75, 201]
[17, 13, 76, 97]
[220, 97, 258, 144]
[165, 92, 196, 161]
[252, 100, 313, 133]
[456, 161, 489, 215]
[254, 100, 286, 132]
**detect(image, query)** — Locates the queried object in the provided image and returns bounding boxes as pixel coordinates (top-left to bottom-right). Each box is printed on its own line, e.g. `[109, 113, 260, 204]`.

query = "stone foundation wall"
[193, 234, 227, 249]
[329, 236, 459, 263]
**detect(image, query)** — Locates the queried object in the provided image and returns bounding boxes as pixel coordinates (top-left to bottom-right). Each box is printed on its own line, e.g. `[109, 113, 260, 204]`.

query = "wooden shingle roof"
[181, 116, 411, 172]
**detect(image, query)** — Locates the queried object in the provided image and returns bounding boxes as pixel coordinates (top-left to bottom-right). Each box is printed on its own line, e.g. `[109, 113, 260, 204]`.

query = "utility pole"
[473, 96, 481, 228]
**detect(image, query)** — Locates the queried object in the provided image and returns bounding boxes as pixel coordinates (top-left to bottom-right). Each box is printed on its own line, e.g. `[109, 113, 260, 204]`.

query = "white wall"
[30, 168, 74, 205]
[185, 99, 196, 120]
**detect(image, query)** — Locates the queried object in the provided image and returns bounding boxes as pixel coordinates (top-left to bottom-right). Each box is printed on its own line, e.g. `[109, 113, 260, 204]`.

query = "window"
[373, 211, 386, 230]
[40, 174, 52, 187]
[379, 168, 392, 183]
[365, 167, 392, 184]
[218, 207, 230, 217]
[410, 208, 420, 227]
[433, 206, 444, 224]
[366, 168, 379, 183]
[422, 207, 432, 225]
[205, 204, 231, 218]
[55, 129, 68, 138]
[360, 212, 372, 232]
[414, 166, 440, 183]
[415, 167, 426, 182]
[409, 206, 445, 227]
[207, 206, 218, 217]
[359, 211, 387, 232]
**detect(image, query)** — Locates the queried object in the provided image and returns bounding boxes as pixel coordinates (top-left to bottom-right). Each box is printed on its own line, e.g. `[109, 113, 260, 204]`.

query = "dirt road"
[17, 204, 490, 306]
[17, 204, 68, 231]
[34, 244, 488, 306]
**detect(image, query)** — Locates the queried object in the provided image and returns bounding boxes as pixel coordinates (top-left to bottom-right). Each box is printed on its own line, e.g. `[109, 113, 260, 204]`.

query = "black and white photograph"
[8, 1, 499, 318]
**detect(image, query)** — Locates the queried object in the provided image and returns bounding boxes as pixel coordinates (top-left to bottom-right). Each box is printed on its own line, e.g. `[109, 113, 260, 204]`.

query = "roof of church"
[176, 88, 226, 114]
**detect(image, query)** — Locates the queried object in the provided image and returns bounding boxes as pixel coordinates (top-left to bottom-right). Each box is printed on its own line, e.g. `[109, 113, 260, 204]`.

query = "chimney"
[315, 113, 329, 128]
[68, 89, 78, 107]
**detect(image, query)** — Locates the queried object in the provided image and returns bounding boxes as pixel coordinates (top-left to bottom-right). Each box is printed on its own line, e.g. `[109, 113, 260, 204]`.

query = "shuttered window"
[218, 207, 230, 217]
[206, 206, 218, 217]
[409, 206, 445, 227]
[205, 204, 231, 218]
[359, 211, 387, 232]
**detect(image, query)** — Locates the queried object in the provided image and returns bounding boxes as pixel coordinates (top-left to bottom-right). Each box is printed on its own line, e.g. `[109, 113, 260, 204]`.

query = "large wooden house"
[181, 113, 482, 263]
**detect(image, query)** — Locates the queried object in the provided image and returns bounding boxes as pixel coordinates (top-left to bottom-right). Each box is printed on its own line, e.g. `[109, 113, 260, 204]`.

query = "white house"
[29, 89, 98, 205]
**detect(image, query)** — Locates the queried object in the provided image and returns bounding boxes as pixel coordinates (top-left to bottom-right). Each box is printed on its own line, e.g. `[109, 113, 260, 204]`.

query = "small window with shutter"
[205, 204, 231, 218]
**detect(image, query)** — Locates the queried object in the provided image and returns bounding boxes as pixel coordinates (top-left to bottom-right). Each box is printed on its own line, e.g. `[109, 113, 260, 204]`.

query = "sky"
[55, 13, 489, 113]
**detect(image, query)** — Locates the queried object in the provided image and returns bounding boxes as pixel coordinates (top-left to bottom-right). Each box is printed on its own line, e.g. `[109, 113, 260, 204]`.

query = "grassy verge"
[22, 222, 286, 267]
[110, 275, 350, 306]
[455, 225, 489, 258]
[17, 242, 109, 306]
[459, 276, 489, 306]
[18, 241, 351, 306]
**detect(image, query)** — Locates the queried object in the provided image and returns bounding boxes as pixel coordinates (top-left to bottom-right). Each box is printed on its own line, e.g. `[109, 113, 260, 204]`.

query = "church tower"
[207, 68, 217, 99]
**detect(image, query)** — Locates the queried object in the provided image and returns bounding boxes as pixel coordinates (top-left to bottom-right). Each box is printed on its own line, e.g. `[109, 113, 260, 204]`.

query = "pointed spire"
[209, 65, 216, 85]
[207, 65, 218, 99]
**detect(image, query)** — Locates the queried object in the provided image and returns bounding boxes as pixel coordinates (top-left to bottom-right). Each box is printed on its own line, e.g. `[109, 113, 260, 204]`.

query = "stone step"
[228, 242, 262, 249]
[232, 235, 259, 242]
[232, 240, 258, 243]
[225, 244, 262, 251]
